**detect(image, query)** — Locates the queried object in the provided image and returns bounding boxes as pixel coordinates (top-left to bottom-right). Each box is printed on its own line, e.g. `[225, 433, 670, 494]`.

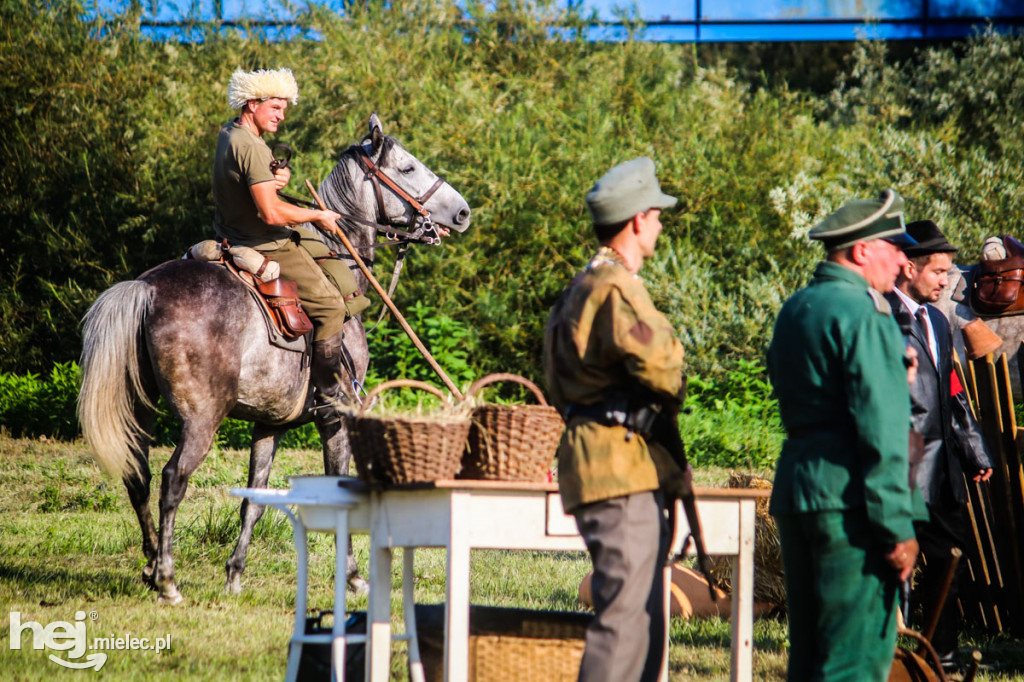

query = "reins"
[274, 142, 446, 332]
[277, 144, 444, 247]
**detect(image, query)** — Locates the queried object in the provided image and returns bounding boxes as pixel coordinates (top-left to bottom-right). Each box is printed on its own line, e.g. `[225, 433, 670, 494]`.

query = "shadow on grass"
[0, 559, 149, 601]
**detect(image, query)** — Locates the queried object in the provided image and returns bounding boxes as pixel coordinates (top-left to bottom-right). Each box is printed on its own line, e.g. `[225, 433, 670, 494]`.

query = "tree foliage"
[2, 0, 1023, 391]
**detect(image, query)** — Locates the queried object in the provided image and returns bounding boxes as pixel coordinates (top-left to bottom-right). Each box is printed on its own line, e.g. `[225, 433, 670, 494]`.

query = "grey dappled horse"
[78, 114, 471, 604]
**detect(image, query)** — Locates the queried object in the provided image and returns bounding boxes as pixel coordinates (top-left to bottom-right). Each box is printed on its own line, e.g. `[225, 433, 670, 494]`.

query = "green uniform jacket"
[544, 247, 685, 513]
[768, 261, 915, 546]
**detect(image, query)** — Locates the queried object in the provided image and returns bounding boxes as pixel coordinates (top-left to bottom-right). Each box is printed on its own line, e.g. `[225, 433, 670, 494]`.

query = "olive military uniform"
[546, 246, 686, 510]
[212, 119, 368, 341]
[544, 246, 684, 682]
[769, 261, 915, 681]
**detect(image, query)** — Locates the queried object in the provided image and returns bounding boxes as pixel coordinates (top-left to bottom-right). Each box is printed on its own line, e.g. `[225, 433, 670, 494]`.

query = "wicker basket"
[459, 373, 564, 482]
[343, 379, 469, 485]
[415, 604, 590, 682]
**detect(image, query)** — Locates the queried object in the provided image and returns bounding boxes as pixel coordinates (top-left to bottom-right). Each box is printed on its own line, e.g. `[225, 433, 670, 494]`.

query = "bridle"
[275, 142, 448, 249]
[272, 140, 456, 403]
[348, 144, 446, 246]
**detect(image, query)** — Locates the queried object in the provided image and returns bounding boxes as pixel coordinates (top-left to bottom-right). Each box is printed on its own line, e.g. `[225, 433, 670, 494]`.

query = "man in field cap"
[544, 156, 686, 682]
[212, 67, 369, 429]
[768, 188, 920, 681]
[886, 219, 992, 673]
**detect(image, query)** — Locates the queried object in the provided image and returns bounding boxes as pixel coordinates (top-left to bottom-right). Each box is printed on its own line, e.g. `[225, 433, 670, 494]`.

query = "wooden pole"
[305, 179, 463, 400]
[919, 547, 962, 648]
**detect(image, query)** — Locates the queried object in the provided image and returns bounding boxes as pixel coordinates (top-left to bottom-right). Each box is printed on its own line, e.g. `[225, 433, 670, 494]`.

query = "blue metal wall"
[97, 0, 1024, 41]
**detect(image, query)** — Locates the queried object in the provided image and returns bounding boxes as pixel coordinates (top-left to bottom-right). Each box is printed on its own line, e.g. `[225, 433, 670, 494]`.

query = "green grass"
[0, 435, 1021, 680]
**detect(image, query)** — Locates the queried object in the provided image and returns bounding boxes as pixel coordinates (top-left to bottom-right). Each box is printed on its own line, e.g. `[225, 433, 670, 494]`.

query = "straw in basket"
[343, 379, 470, 485]
[459, 373, 565, 482]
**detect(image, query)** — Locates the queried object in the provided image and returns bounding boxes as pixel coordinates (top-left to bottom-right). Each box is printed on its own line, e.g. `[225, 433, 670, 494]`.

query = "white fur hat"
[227, 68, 299, 110]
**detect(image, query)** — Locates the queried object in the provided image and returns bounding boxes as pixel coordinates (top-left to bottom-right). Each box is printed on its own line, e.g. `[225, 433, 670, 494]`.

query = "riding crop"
[305, 179, 464, 400]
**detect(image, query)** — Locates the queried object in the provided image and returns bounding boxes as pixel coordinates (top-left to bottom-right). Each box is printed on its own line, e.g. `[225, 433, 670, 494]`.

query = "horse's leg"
[124, 404, 159, 588]
[319, 316, 371, 593]
[154, 418, 222, 604]
[316, 416, 367, 594]
[225, 422, 284, 594]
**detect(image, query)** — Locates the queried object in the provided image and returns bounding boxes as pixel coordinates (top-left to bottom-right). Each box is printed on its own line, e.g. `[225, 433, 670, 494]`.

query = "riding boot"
[310, 331, 351, 423]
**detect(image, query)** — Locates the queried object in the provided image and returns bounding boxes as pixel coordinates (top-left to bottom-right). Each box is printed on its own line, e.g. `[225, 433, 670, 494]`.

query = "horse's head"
[327, 113, 471, 242]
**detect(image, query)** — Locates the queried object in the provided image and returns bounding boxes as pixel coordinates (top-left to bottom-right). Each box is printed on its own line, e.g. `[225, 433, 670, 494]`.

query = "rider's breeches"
[291, 226, 370, 320]
[256, 236, 349, 342]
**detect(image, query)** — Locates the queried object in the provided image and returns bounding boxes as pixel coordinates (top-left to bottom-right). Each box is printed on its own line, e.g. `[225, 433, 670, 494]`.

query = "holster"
[564, 395, 660, 440]
[565, 377, 687, 442]
[257, 278, 314, 337]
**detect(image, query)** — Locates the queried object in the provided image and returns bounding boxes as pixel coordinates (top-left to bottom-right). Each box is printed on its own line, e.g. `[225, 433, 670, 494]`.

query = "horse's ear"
[369, 113, 383, 154]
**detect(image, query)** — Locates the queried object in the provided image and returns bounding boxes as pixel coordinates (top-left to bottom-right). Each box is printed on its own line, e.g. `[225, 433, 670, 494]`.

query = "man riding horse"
[213, 67, 371, 416]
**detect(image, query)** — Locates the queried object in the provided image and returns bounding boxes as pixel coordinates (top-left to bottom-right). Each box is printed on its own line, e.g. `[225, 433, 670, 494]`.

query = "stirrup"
[312, 388, 352, 423]
[350, 379, 366, 406]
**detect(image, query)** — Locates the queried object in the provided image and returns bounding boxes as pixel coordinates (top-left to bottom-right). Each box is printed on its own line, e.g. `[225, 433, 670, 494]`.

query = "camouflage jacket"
[543, 246, 686, 512]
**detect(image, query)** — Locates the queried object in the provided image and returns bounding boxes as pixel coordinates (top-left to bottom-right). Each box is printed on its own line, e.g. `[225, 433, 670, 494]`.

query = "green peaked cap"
[809, 189, 915, 251]
[586, 157, 677, 226]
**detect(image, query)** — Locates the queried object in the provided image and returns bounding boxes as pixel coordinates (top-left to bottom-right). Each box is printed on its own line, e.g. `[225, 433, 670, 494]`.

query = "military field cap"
[228, 68, 299, 110]
[586, 157, 677, 226]
[809, 189, 916, 251]
[902, 220, 959, 256]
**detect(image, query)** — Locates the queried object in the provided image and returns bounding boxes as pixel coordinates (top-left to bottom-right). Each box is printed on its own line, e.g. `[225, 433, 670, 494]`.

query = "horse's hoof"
[141, 565, 157, 590]
[348, 577, 369, 597]
[225, 574, 242, 595]
[158, 588, 184, 605]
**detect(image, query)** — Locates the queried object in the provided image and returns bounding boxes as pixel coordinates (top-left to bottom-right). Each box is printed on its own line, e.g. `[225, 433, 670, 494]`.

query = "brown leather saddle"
[185, 240, 313, 339]
[225, 259, 313, 338]
[970, 234, 1024, 317]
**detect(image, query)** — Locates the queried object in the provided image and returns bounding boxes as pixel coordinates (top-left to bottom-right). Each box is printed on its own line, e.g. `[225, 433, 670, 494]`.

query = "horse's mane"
[318, 135, 401, 247]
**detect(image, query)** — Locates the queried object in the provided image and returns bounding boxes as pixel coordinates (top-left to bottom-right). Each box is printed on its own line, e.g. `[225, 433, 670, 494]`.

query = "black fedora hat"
[903, 219, 959, 256]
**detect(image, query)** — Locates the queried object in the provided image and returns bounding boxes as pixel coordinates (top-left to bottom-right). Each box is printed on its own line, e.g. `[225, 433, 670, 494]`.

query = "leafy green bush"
[0, 355, 784, 471]
[0, 362, 80, 440]
[681, 359, 783, 471]
[151, 401, 321, 452]
[364, 300, 477, 391]
[7, 0, 1024, 476]
[795, 29, 1024, 262]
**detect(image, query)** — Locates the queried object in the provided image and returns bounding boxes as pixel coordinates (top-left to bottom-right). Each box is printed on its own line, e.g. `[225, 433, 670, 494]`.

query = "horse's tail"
[78, 280, 157, 480]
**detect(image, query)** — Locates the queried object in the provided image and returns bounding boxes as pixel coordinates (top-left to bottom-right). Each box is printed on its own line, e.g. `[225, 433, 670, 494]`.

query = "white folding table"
[232, 476, 425, 682]
[360, 480, 766, 682]
[235, 477, 767, 682]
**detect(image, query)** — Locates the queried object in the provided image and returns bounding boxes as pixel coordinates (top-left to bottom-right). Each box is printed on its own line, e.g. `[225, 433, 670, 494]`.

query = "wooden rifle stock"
[651, 405, 719, 602]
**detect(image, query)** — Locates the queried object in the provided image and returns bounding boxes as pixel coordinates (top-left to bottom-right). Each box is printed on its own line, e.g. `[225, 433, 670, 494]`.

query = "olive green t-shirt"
[212, 119, 293, 249]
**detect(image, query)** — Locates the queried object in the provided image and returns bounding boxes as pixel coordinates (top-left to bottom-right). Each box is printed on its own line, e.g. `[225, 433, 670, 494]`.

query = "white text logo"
[9, 611, 171, 671]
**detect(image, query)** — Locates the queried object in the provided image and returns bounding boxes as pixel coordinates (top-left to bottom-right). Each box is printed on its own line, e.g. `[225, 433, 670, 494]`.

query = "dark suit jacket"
[885, 292, 991, 505]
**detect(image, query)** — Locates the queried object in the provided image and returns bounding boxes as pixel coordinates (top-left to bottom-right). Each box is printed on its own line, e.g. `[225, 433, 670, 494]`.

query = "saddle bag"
[970, 234, 1024, 317]
[257, 278, 314, 337]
